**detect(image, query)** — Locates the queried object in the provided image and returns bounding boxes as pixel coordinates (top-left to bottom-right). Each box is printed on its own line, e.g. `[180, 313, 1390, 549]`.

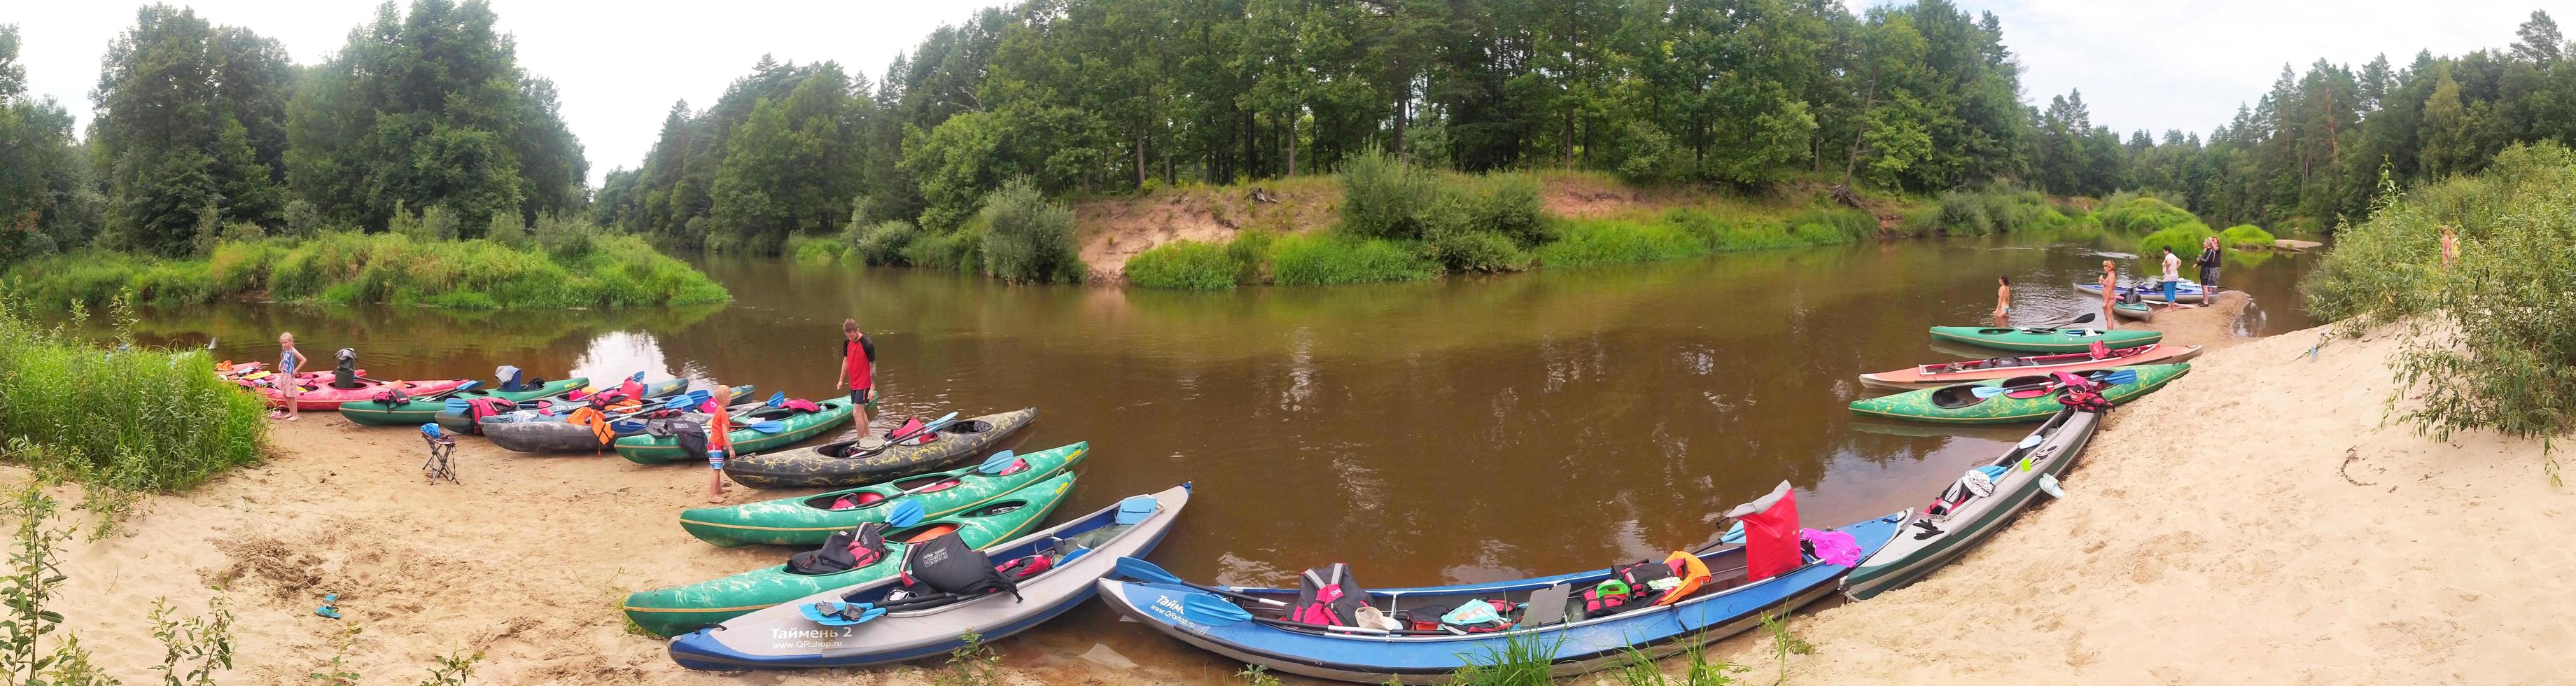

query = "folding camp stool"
[419, 424, 460, 484]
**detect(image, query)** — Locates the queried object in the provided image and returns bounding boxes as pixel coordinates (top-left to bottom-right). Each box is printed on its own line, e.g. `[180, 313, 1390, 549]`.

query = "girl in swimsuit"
[272, 332, 307, 421]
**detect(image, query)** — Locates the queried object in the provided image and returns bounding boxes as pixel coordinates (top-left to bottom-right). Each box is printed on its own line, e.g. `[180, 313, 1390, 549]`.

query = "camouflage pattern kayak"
[1848, 363, 2189, 424]
[722, 408, 1037, 489]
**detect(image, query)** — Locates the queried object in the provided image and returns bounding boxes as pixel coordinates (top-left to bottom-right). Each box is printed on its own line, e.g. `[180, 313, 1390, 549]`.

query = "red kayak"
[1857, 342, 2201, 390]
[251, 375, 465, 411]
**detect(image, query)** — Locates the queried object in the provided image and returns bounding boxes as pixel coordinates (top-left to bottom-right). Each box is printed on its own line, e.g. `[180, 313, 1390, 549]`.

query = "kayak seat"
[1928, 386, 1986, 409]
[1521, 583, 1571, 626]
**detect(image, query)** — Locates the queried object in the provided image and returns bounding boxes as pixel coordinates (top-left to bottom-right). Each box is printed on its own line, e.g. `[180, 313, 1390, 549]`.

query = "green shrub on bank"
[2218, 224, 2276, 248]
[3, 230, 729, 311]
[853, 220, 919, 266]
[978, 179, 1084, 284]
[2094, 195, 2199, 232]
[2136, 221, 2216, 265]
[1269, 234, 1436, 286]
[2304, 144, 2576, 460]
[1337, 148, 1545, 273]
[1786, 208, 1880, 242]
[1123, 240, 1238, 290]
[1536, 218, 1706, 267]
[0, 295, 266, 491]
[788, 235, 848, 265]
[1935, 186, 2071, 234]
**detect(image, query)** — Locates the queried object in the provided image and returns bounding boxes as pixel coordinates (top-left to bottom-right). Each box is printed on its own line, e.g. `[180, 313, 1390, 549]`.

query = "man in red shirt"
[835, 318, 877, 436]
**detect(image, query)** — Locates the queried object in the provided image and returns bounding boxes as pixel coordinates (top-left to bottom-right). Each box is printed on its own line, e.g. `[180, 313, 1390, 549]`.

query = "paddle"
[1969, 368, 2141, 398]
[834, 412, 965, 459]
[973, 450, 1019, 475]
[1111, 557, 1289, 607]
[602, 392, 701, 422]
[417, 379, 486, 402]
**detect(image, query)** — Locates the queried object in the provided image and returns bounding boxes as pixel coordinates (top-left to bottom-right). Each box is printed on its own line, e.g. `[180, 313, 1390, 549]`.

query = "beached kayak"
[482, 383, 750, 452]
[1926, 326, 2162, 353]
[2074, 281, 2211, 304]
[1848, 363, 2189, 424]
[1856, 344, 2199, 390]
[724, 408, 1038, 489]
[446, 377, 690, 435]
[2112, 300, 2155, 321]
[1097, 512, 1903, 685]
[622, 470, 1076, 638]
[338, 377, 587, 426]
[1845, 408, 2099, 600]
[254, 377, 468, 412]
[616, 397, 856, 465]
[667, 483, 1189, 670]
[679, 442, 1091, 547]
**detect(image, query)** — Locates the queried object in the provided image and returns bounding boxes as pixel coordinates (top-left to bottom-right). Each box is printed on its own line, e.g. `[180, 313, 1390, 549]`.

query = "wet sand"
[36, 290, 2570, 684]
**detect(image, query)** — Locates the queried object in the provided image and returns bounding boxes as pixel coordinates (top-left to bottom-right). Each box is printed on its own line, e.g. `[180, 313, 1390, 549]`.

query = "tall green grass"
[2135, 221, 2216, 266]
[2218, 224, 2276, 248]
[3, 230, 729, 311]
[0, 294, 267, 491]
[2092, 195, 2199, 232]
[1268, 234, 1437, 286]
[2306, 142, 2576, 475]
[1122, 239, 1240, 290]
[1934, 186, 2073, 234]
[1441, 633, 1560, 686]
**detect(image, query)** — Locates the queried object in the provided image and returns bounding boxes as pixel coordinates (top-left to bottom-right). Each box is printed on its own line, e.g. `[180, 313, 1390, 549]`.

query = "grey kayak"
[479, 382, 748, 452]
[1843, 407, 2099, 601]
[724, 407, 1037, 489]
[666, 483, 1191, 669]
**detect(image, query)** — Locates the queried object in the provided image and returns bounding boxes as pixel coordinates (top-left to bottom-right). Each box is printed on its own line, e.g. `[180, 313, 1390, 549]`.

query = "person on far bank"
[1991, 275, 2012, 326]
[2440, 225, 2460, 269]
[2197, 236, 2223, 304]
[2159, 246, 2185, 309]
[270, 332, 307, 421]
[2098, 260, 2120, 330]
[834, 318, 877, 439]
[704, 384, 735, 503]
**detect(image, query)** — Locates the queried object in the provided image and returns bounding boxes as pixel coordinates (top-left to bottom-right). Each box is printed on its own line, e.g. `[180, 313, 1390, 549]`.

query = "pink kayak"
[251, 375, 465, 411]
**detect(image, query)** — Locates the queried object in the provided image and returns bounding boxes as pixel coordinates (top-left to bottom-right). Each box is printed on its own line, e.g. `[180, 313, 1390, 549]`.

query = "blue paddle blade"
[747, 421, 786, 433]
[886, 499, 926, 528]
[454, 379, 483, 393]
[766, 391, 785, 407]
[2098, 370, 2139, 385]
[1112, 556, 1184, 585]
[2015, 432, 2046, 449]
[975, 450, 1018, 475]
[920, 411, 962, 430]
[628, 371, 647, 382]
[1181, 594, 1252, 625]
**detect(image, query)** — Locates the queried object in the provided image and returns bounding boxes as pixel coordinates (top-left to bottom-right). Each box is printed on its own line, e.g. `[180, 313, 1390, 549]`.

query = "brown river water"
[128, 231, 2318, 678]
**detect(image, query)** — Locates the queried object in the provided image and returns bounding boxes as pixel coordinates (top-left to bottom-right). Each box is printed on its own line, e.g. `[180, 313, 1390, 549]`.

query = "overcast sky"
[10, 1, 2555, 186]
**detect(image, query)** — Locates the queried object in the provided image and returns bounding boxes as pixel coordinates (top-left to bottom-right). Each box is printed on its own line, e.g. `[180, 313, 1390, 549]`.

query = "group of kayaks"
[1849, 325, 2195, 424]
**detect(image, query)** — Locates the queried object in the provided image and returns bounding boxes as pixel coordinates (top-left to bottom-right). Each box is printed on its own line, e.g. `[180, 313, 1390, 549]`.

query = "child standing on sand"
[704, 385, 734, 503]
[271, 332, 306, 421]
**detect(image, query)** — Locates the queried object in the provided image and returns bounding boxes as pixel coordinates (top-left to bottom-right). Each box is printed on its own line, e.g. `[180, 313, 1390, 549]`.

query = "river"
[132, 230, 2318, 676]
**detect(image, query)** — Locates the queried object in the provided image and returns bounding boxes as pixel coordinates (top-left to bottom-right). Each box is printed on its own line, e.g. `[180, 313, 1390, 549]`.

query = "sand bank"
[1724, 316, 2574, 683]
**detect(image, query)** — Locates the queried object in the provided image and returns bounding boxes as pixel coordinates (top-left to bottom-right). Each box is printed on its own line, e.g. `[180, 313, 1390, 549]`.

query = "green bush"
[1123, 240, 1238, 290]
[2218, 224, 2276, 248]
[2136, 221, 2216, 267]
[1423, 229, 1530, 272]
[1936, 186, 2064, 234]
[1269, 234, 1436, 286]
[1225, 229, 1277, 284]
[977, 178, 1084, 284]
[853, 220, 919, 266]
[0, 294, 267, 491]
[2304, 142, 2576, 461]
[1785, 208, 1879, 243]
[788, 235, 848, 265]
[3, 230, 727, 310]
[2094, 195, 2200, 232]
[904, 224, 985, 273]
[1337, 147, 1544, 249]
[1336, 147, 1440, 241]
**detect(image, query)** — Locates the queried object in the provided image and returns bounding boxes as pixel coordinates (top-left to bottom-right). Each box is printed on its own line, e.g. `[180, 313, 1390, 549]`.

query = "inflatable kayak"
[1844, 408, 2099, 601]
[622, 470, 1076, 637]
[1856, 344, 2199, 390]
[444, 377, 688, 435]
[2112, 300, 2155, 321]
[255, 377, 468, 412]
[668, 483, 1189, 670]
[482, 383, 750, 453]
[615, 397, 856, 465]
[2075, 281, 2211, 304]
[724, 408, 1038, 489]
[680, 442, 1090, 547]
[339, 377, 587, 426]
[1848, 363, 2189, 424]
[1926, 326, 2162, 354]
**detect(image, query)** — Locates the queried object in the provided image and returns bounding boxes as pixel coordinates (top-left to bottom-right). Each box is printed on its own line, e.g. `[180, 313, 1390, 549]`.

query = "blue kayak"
[1095, 513, 1905, 685]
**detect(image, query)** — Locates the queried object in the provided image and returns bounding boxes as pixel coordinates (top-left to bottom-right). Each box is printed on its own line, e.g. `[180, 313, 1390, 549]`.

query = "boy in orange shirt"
[704, 385, 734, 503]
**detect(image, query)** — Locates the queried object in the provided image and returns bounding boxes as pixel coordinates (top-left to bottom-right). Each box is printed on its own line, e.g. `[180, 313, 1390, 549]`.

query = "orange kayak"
[1857, 343, 2201, 390]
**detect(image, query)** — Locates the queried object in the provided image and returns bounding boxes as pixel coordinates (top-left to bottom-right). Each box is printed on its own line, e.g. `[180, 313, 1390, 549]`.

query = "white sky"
[9, 1, 2557, 187]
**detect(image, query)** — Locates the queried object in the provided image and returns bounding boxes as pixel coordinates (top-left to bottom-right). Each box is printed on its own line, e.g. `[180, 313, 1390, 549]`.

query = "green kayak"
[1927, 326, 2162, 354]
[621, 470, 1075, 637]
[1849, 363, 2190, 424]
[615, 397, 855, 464]
[339, 377, 588, 426]
[677, 442, 1090, 547]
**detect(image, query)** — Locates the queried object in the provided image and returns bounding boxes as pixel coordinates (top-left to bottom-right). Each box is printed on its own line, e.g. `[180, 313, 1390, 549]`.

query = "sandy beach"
[23, 294, 2569, 685]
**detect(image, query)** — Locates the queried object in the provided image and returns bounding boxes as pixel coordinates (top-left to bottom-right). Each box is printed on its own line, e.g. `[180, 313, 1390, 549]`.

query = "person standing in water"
[2197, 236, 2223, 302]
[1991, 276, 2012, 326]
[2159, 246, 2185, 308]
[2440, 225, 2460, 269]
[271, 332, 307, 421]
[2098, 261, 2120, 330]
[704, 384, 734, 503]
[834, 319, 877, 438]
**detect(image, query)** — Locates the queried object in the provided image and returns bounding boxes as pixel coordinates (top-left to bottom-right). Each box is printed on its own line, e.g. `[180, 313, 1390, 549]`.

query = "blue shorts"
[708, 449, 726, 470]
[2162, 281, 2178, 302]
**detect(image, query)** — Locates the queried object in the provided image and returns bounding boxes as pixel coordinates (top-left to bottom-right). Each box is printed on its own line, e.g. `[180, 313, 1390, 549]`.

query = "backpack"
[1289, 564, 1366, 626]
[897, 531, 1018, 601]
[659, 420, 708, 460]
[373, 388, 412, 407]
[787, 522, 889, 575]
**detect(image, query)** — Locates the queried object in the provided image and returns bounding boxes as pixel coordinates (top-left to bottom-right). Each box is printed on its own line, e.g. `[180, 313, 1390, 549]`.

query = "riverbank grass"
[3, 229, 729, 310]
[0, 294, 267, 491]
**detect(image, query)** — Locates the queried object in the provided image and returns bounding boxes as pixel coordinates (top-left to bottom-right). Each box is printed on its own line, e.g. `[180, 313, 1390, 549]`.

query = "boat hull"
[1844, 409, 2100, 600]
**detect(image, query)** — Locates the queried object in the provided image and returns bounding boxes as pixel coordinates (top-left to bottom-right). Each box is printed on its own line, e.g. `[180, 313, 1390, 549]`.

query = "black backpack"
[899, 531, 1018, 601]
[656, 420, 708, 460]
[788, 522, 888, 575]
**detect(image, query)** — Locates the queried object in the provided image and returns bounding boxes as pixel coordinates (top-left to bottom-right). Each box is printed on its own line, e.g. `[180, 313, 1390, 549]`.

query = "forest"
[3, 1, 2575, 268]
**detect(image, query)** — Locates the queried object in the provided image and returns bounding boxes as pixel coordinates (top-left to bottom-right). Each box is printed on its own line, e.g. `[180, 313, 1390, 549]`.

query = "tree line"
[6, 1, 2575, 265]
[0, 1, 583, 263]
[2026, 10, 2575, 230]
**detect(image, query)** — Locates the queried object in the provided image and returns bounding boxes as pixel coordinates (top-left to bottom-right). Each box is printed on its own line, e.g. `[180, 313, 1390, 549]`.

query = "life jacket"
[897, 531, 1019, 601]
[1289, 564, 1366, 626]
[2088, 342, 2111, 359]
[372, 388, 412, 407]
[788, 522, 889, 575]
[782, 398, 821, 413]
[566, 407, 615, 446]
[888, 417, 937, 445]
[1653, 552, 1714, 606]
[1581, 578, 1636, 617]
[993, 553, 1054, 580]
